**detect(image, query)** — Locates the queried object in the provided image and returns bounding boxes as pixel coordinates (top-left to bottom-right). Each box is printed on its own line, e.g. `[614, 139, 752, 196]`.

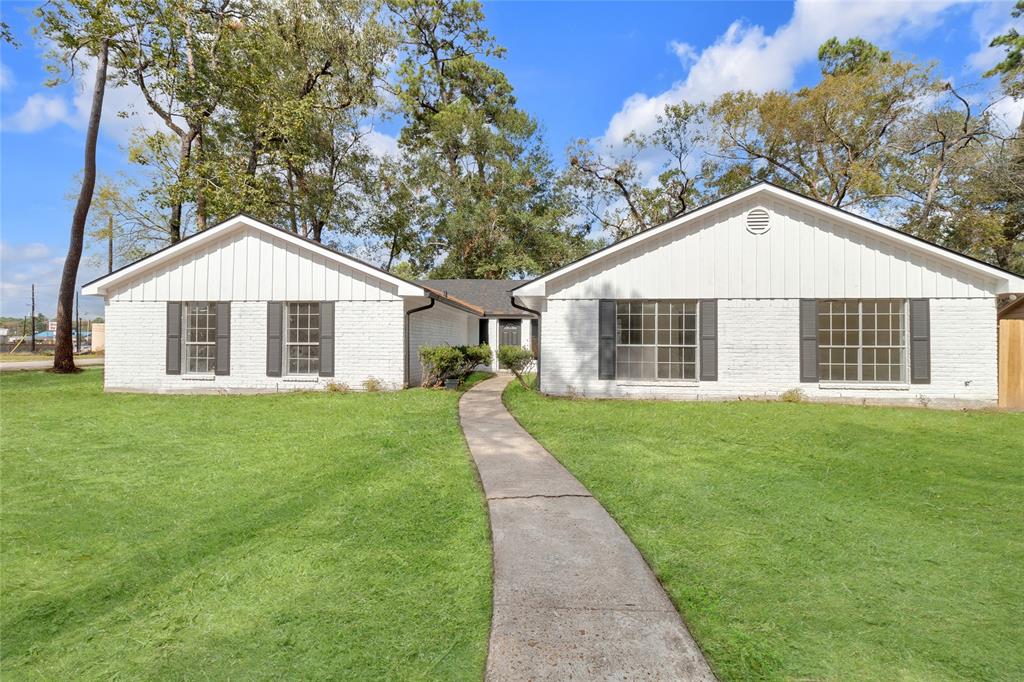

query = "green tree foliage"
[568, 32, 1022, 273]
[387, 0, 591, 277]
[817, 36, 891, 76]
[564, 102, 710, 240]
[985, 2, 1024, 101]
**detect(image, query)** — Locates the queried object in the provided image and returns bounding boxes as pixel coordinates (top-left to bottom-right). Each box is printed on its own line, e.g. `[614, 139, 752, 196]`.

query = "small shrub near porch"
[497, 345, 535, 389]
[419, 344, 490, 387]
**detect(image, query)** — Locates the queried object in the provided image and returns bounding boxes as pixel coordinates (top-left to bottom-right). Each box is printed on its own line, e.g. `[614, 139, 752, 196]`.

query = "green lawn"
[1, 370, 491, 680]
[504, 382, 1024, 682]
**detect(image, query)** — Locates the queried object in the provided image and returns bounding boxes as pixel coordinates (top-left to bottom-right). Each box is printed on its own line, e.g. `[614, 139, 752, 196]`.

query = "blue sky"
[0, 0, 1020, 317]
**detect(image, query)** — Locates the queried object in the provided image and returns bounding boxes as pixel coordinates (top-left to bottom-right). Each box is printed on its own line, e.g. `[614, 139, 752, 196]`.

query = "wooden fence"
[999, 319, 1024, 409]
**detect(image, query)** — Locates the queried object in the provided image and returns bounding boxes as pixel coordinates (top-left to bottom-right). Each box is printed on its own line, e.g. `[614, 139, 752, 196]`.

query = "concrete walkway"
[0, 357, 104, 372]
[459, 375, 716, 681]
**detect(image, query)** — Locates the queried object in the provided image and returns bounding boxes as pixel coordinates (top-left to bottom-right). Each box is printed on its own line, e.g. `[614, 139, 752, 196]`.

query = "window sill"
[282, 376, 320, 383]
[182, 375, 215, 382]
[818, 382, 910, 391]
[617, 380, 699, 388]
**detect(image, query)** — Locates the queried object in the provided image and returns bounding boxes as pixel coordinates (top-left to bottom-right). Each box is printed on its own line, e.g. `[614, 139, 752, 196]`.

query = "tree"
[120, 0, 252, 242]
[39, 0, 127, 373]
[563, 102, 709, 240]
[709, 45, 934, 210]
[894, 84, 1001, 238]
[985, 1, 1024, 104]
[216, 0, 390, 241]
[387, 0, 590, 277]
[818, 36, 891, 76]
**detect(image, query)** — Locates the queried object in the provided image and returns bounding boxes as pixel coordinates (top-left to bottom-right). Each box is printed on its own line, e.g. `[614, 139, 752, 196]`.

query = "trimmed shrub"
[498, 345, 535, 389]
[419, 344, 491, 388]
[362, 377, 383, 392]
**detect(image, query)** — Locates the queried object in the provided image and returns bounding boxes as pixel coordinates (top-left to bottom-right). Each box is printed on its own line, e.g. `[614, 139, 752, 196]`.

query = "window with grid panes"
[183, 302, 216, 374]
[817, 300, 906, 382]
[615, 301, 698, 379]
[285, 302, 320, 375]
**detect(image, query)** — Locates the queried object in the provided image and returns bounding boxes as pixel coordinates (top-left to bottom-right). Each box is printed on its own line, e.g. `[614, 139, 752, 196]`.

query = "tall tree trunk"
[53, 41, 108, 373]
[107, 215, 113, 273]
[168, 131, 192, 243]
[194, 128, 208, 231]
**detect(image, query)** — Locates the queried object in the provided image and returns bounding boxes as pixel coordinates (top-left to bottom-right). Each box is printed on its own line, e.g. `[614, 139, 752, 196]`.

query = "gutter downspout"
[405, 298, 435, 387]
[510, 294, 542, 391]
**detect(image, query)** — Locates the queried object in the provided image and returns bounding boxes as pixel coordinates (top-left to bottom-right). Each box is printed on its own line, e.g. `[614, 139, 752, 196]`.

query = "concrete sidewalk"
[0, 358, 104, 372]
[459, 375, 715, 681]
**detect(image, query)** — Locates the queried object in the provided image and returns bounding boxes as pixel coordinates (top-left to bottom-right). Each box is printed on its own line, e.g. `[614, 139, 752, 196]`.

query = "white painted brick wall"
[407, 303, 474, 385]
[540, 298, 997, 406]
[105, 300, 405, 393]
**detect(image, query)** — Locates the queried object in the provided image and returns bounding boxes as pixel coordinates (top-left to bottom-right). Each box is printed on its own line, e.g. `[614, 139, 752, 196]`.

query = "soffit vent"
[746, 208, 771, 235]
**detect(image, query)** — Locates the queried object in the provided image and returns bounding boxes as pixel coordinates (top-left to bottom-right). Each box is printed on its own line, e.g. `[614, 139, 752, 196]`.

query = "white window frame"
[615, 300, 699, 381]
[182, 302, 216, 375]
[284, 302, 320, 376]
[817, 299, 908, 384]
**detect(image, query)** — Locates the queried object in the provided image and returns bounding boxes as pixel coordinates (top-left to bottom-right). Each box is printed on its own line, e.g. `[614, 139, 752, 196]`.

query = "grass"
[504, 382, 1024, 682]
[1, 370, 491, 680]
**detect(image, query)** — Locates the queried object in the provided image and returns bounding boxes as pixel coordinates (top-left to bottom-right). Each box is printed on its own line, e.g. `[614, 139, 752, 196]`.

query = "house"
[512, 182, 1024, 406]
[418, 279, 537, 371]
[83, 183, 1024, 403]
[82, 214, 488, 393]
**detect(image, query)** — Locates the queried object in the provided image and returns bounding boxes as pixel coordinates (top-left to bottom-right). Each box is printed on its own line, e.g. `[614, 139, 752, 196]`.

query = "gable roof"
[513, 182, 1024, 297]
[999, 295, 1024, 318]
[419, 279, 535, 317]
[82, 213, 427, 298]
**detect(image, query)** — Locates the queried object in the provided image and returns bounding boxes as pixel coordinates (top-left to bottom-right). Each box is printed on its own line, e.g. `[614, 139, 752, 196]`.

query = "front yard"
[504, 383, 1023, 681]
[1, 370, 491, 679]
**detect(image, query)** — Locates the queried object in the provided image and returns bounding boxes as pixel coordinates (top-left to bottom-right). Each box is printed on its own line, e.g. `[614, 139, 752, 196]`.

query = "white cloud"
[363, 128, 400, 159]
[0, 241, 52, 262]
[2, 55, 169, 144]
[966, 2, 1021, 75]
[603, 0, 961, 147]
[3, 94, 72, 133]
[0, 62, 13, 91]
[668, 40, 698, 66]
[0, 238, 105, 318]
[989, 94, 1024, 132]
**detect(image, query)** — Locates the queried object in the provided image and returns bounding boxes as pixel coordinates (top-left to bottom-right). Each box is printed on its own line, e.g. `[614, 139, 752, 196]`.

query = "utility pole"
[108, 215, 113, 273]
[30, 284, 36, 353]
[76, 289, 81, 353]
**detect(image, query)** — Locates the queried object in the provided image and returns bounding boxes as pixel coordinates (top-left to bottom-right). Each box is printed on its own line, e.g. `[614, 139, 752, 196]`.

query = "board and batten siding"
[107, 226, 401, 303]
[545, 197, 1000, 301]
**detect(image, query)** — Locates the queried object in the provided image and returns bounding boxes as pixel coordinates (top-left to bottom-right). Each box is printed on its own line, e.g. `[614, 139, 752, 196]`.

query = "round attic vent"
[746, 208, 771, 235]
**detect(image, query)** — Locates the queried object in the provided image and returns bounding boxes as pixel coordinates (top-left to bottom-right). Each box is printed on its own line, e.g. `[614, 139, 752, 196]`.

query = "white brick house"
[83, 215, 485, 393]
[513, 183, 1024, 406]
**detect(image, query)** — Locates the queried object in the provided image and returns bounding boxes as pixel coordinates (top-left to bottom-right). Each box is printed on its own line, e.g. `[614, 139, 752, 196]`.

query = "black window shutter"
[166, 302, 182, 375]
[267, 302, 283, 377]
[478, 318, 489, 345]
[319, 301, 335, 377]
[598, 299, 616, 380]
[799, 299, 819, 383]
[699, 300, 718, 381]
[909, 299, 930, 384]
[215, 302, 230, 376]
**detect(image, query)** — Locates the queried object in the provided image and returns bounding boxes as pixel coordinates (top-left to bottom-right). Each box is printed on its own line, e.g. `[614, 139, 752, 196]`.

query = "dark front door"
[499, 319, 521, 347]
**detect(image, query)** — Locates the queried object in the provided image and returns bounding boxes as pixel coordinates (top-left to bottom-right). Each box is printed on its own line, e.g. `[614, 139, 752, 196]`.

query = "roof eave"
[81, 214, 428, 299]
[517, 182, 1024, 296]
